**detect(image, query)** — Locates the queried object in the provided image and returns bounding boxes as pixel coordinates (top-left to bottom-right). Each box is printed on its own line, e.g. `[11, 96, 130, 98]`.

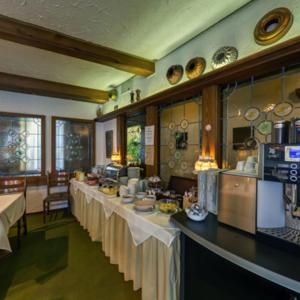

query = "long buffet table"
[70, 179, 180, 300]
[0, 192, 25, 252]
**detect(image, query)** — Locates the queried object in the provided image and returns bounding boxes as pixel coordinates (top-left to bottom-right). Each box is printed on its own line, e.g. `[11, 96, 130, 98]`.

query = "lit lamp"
[111, 152, 121, 164]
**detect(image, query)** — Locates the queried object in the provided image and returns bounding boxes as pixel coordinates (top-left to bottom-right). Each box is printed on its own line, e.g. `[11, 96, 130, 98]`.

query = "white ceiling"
[0, 0, 251, 90]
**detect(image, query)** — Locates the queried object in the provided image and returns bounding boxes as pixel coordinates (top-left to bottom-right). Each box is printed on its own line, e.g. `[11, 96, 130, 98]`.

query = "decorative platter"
[166, 65, 184, 85]
[185, 57, 206, 79]
[244, 107, 260, 121]
[244, 136, 259, 150]
[211, 46, 238, 70]
[257, 120, 272, 135]
[273, 102, 293, 117]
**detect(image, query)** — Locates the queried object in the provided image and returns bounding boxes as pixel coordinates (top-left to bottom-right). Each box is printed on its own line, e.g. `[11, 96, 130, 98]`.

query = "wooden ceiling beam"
[0, 72, 108, 103]
[0, 14, 155, 77]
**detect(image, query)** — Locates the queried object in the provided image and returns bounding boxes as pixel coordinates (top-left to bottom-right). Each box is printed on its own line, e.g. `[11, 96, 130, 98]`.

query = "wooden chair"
[167, 175, 197, 195]
[43, 171, 71, 223]
[0, 177, 28, 248]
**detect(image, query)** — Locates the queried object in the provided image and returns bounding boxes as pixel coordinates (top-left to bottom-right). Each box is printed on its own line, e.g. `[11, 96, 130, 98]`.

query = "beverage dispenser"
[258, 143, 300, 246]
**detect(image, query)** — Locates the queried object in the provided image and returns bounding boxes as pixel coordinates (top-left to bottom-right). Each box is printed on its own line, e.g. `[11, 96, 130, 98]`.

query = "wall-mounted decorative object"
[180, 161, 188, 170]
[232, 127, 251, 150]
[105, 130, 113, 158]
[254, 7, 293, 46]
[185, 57, 206, 79]
[244, 107, 260, 121]
[211, 46, 238, 70]
[108, 88, 118, 101]
[136, 89, 141, 101]
[96, 105, 103, 118]
[175, 132, 188, 149]
[166, 65, 183, 85]
[130, 89, 135, 104]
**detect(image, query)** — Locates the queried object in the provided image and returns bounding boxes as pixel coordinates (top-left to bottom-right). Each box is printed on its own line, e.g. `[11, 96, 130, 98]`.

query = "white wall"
[0, 90, 99, 213]
[103, 0, 300, 113]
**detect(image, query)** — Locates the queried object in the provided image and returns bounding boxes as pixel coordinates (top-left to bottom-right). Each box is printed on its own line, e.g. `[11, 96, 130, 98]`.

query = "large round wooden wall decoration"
[254, 7, 293, 46]
[166, 65, 184, 85]
[185, 57, 206, 80]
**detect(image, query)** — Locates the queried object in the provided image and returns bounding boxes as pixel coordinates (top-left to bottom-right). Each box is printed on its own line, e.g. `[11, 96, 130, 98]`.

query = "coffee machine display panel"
[285, 146, 300, 162]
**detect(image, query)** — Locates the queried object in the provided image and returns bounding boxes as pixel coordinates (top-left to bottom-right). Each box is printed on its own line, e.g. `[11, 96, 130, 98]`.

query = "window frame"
[0, 111, 46, 179]
[51, 116, 95, 172]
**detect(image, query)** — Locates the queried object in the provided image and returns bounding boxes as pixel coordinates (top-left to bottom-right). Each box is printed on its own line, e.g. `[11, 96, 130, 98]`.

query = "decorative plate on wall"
[273, 102, 293, 117]
[254, 7, 293, 46]
[185, 57, 206, 79]
[166, 65, 184, 85]
[180, 119, 189, 129]
[244, 107, 260, 121]
[257, 120, 272, 135]
[211, 46, 238, 70]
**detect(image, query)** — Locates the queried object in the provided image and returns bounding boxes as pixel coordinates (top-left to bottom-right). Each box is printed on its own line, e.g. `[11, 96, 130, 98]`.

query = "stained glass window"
[0, 114, 44, 176]
[126, 113, 145, 166]
[55, 118, 94, 172]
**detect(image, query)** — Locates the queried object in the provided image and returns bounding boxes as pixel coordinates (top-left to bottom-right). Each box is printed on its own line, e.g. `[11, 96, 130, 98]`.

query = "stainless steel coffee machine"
[258, 143, 300, 247]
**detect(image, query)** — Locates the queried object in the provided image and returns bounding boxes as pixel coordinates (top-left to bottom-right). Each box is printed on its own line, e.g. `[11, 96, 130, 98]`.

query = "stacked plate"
[134, 199, 155, 213]
[122, 195, 135, 204]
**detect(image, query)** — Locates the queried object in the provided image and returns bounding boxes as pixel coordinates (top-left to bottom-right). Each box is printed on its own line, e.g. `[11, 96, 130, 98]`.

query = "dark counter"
[171, 211, 300, 295]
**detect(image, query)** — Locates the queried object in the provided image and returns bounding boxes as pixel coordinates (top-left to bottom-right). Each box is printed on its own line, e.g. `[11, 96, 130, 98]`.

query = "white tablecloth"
[0, 193, 25, 251]
[71, 180, 181, 300]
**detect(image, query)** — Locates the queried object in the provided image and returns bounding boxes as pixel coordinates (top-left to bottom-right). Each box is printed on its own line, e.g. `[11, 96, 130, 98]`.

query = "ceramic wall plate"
[180, 119, 189, 129]
[185, 57, 206, 79]
[244, 107, 260, 121]
[166, 65, 184, 85]
[257, 120, 272, 135]
[254, 7, 293, 46]
[273, 102, 293, 117]
[211, 46, 238, 69]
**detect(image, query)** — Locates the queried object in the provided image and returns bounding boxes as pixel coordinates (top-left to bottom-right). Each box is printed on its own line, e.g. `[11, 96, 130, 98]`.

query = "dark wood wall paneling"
[116, 115, 127, 165]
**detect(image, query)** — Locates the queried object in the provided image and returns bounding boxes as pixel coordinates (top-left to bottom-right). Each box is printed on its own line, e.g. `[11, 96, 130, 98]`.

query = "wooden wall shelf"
[96, 35, 300, 122]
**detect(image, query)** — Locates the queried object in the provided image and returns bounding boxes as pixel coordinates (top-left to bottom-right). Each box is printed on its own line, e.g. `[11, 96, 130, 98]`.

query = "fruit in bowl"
[159, 199, 178, 214]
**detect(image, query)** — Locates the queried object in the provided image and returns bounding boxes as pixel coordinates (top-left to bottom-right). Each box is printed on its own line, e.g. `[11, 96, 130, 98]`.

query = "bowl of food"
[122, 195, 135, 204]
[135, 192, 147, 200]
[159, 199, 179, 214]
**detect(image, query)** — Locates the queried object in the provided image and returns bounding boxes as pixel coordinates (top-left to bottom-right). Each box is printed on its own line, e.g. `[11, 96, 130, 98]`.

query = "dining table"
[0, 192, 26, 252]
[70, 179, 181, 300]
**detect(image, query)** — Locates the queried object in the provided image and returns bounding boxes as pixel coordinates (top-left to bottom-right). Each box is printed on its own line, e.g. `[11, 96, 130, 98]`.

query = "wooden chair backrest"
[167, 175, 197, 195]
[0, 177, 27, 197]
[47, 171, 70, 195]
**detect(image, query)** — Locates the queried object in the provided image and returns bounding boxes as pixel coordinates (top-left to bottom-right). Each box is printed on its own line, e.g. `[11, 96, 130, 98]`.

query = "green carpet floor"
[0, 213, 141, 300]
